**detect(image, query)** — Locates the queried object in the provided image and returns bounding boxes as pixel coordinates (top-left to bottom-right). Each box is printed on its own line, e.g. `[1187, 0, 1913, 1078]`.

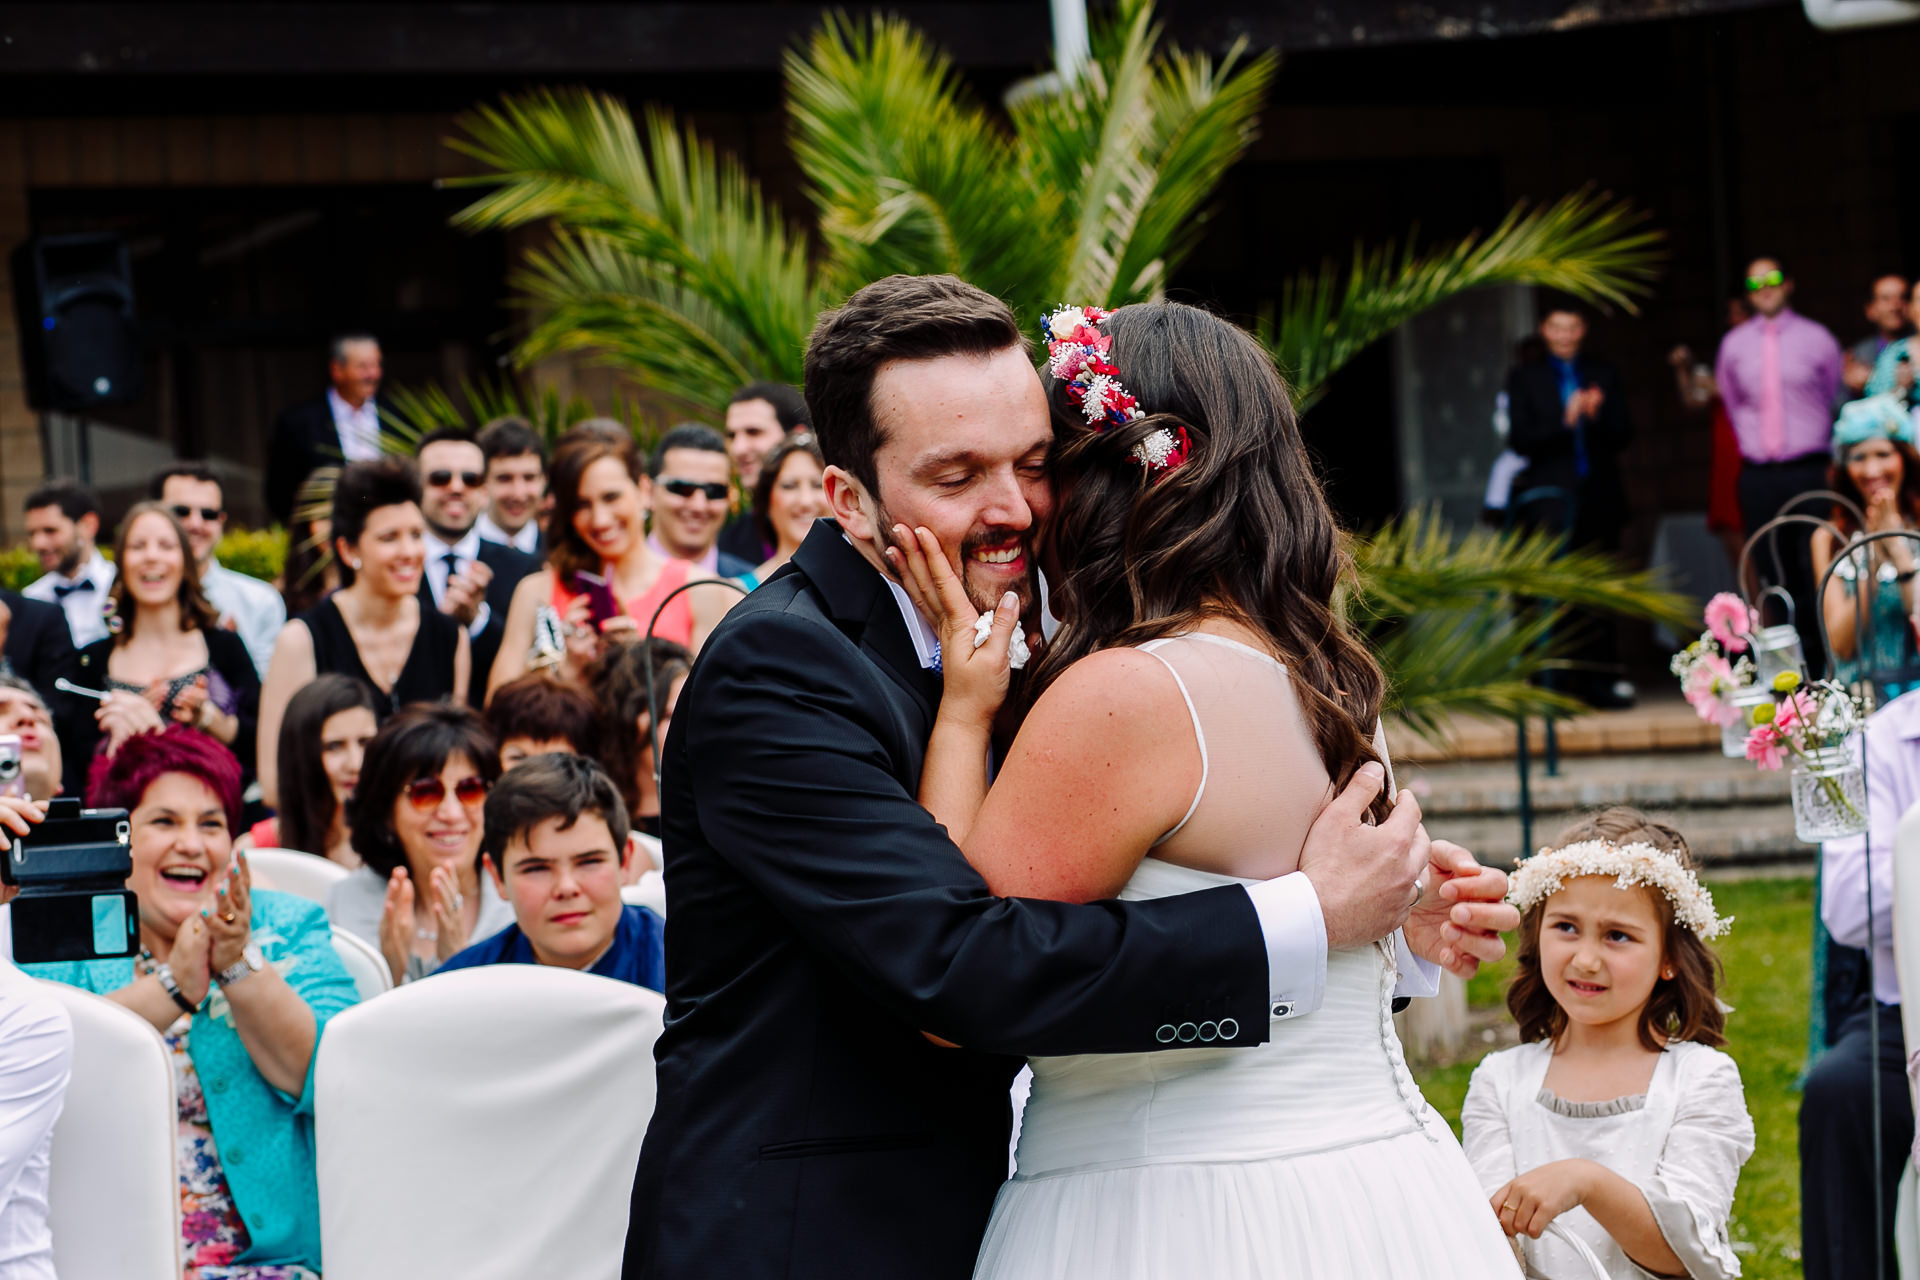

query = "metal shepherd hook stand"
[642, 576, 752, 792]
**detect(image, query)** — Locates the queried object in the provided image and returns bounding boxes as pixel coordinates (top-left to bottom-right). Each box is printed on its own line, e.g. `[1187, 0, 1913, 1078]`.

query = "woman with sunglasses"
[258, 457, 469, 807]
[487, 423, 735, 698]
[327, 704, 509, 985]
[74, 502, 260, 769]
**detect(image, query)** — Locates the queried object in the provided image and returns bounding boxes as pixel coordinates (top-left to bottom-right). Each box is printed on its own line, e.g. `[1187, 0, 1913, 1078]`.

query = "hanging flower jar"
[1724, 685, 1772, 759]
[1750, 624, 1806, 687]
[1673, 593, 1760, 745]
[1742, 672, 1868, 842]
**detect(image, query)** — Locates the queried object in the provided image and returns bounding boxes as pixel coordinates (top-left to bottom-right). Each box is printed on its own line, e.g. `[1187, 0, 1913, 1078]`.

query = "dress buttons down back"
[1155, 1024, 1177, 1043]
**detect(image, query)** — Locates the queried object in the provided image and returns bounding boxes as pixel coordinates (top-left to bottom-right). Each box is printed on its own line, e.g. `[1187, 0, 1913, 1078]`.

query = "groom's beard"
[874, 509, 1036, 618]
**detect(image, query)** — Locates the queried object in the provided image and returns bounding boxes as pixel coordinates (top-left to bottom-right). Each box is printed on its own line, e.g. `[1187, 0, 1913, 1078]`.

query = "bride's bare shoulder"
[1020, 647, 1192, 741]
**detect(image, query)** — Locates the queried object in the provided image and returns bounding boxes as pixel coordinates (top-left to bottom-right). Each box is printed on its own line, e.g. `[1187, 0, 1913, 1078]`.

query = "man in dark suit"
[1506, 303, 1634, 706]
[0, 590, 82, 795]
[626, 275, 1517, 1280]
[264, 334, 391, 524]
[413, 427, 540, 705]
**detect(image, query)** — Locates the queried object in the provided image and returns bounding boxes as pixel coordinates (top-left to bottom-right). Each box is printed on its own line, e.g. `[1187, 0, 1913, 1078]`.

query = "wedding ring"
[221, 911, 236, 924]
[452, 893, 466, 912]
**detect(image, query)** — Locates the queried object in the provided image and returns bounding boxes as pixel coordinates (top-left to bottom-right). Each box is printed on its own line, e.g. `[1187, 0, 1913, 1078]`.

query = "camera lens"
[0, 758, 21, 780]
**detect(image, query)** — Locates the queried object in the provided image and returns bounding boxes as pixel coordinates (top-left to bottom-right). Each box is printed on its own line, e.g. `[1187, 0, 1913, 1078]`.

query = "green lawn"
[1414, 876, 1815, 1280]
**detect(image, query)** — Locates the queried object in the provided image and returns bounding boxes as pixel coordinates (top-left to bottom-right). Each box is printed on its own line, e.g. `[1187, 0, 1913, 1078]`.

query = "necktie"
[442, 552, 461, 579]
[1759, 320, 1787, 460]
[52, 579, 92, 600]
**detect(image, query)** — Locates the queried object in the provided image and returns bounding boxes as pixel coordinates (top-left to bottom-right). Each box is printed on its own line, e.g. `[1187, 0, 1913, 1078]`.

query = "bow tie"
[52, 579, 94, 599]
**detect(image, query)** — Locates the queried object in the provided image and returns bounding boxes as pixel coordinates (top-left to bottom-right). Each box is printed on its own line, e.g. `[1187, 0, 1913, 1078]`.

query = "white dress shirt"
[22, 549, 116, 647]
[0, 956, 72, 1280]
[877, 571, 1438, 1016]
[475, 511, 539, 556]
[1821, 689, 1920, 1007]
[200, 560, 286, 679]
[327, 388, 383, 463]
[423, 529, 491, 638]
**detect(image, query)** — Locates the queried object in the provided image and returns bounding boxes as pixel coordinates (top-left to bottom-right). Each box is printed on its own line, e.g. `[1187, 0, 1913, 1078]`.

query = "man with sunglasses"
[646, 424, 759, 580]
[1715, 256, 1844, 665]
[414, 428, 541, 707]
[150, 464, 285, 679]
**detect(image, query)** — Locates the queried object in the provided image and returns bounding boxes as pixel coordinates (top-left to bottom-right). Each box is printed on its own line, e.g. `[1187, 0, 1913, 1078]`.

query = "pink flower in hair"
[1704, 593, 1756, 653]
[1744, 725, 1787, 770]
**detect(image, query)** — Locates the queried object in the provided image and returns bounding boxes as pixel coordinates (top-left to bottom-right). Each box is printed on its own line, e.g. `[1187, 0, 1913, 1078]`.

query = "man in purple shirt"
[1714, 256, 1843, 664]
[1807, 689, 1916, 1280]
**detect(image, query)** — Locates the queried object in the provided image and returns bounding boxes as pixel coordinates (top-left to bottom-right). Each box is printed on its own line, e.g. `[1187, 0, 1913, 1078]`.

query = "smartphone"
[0, 734, 25, 799]
[571, 571, 621, 630]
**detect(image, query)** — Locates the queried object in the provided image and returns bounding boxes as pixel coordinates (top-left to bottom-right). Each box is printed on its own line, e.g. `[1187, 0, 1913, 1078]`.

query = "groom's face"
[836, 345, 1053, 616]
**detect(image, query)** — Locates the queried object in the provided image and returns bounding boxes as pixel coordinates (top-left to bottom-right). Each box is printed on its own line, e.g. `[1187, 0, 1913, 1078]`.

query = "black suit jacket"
[419, 539, 541, 706]
[1505, 355, 1632, 537]
[626, 522, 1271, 1280]
[264, 392, 399, 524]
[0, 590, 82, 794]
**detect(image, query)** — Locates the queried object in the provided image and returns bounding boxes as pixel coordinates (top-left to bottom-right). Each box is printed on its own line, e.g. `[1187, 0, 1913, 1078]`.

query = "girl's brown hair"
[107, 501, 219, 642]
[1507, 806, 1727, 1051]
[546, 424, 647, 583]
[1029, 301, 1388, 820]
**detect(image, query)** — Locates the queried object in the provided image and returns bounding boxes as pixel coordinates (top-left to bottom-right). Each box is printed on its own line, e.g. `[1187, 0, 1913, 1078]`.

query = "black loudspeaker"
[11, 233, 141, 411]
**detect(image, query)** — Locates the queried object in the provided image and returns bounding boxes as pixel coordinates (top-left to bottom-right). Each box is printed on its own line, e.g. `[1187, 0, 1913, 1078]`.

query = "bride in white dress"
[892, 300, 1519, 1279]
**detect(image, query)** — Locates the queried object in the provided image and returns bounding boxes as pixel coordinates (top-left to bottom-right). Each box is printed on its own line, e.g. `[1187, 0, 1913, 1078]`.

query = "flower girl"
[1463, 809, 1755, 1278]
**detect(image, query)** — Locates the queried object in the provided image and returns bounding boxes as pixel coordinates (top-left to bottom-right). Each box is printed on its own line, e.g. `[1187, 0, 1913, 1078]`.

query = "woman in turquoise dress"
[23, 727, 358, 1279]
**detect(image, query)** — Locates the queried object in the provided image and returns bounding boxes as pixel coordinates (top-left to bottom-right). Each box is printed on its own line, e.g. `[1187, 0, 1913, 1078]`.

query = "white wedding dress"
[973, 634, 1520, 1279]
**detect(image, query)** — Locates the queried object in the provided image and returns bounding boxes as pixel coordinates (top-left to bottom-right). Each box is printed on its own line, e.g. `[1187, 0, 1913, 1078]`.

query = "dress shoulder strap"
[1135, 638, 1209, 844]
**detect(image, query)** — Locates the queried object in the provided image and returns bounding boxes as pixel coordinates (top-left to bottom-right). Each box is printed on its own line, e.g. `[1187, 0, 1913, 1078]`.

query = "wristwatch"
[152, 962, 200, 1015]
[215, 943, 266, 989]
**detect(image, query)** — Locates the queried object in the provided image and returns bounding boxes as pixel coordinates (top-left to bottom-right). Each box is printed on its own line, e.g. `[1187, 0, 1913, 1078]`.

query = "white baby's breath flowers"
[1506, 840, 1733, 940]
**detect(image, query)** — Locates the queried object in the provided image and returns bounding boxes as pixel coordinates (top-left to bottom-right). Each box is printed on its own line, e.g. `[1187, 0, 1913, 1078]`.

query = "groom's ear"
[825, 465, 878, 544]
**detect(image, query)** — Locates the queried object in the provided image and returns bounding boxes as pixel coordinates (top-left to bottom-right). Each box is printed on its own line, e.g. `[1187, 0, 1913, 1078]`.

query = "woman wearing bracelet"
[75, 502, 259, 769]
[327, 704, 512, 985]
[21, 727, 358, 1279]
[1815, 396, 1920, 701]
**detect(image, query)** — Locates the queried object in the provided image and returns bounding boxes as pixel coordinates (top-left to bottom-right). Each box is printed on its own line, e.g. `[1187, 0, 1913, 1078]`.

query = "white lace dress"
[972, 634, 1519, 1279]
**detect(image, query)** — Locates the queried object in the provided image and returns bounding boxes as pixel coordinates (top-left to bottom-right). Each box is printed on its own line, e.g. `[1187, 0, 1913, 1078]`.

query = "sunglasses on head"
[1746, 269, 1785, 292]
[404, 774, 490, 811]
[169, 504, 222, 523]
[660, 478, 731, 502]
[426, 470, 485, 489]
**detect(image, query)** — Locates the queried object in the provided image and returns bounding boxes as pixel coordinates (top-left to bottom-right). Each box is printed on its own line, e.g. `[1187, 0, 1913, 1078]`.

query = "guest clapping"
[488, 426, 732, 695]
[747, 432, 827, 586]
[259, 457, 469, 805]
[242, 674, 381, 866]
[328, 705, 510, 985]
[438, 753, 664, 989]
[75, 502, 259, 767]
[21, 727, 358, 1277]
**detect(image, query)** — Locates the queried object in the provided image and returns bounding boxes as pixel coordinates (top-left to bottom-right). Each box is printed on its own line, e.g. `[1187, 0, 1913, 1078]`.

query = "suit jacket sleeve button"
[1219, 1018, 1238, 1039]
[1155, 1024, 1177, 1043]
[1176, 1022, 1198, 1043]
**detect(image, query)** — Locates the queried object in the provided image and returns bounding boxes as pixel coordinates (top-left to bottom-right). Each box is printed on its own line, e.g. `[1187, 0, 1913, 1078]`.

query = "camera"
[3, 797, 138, 964]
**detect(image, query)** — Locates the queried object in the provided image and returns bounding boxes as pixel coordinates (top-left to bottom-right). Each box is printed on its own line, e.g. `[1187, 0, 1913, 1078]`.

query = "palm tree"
[438, 0, 1690, 733]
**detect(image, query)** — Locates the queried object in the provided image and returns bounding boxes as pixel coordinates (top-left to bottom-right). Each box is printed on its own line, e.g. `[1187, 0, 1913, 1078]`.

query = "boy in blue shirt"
[439, 753, 665, 991]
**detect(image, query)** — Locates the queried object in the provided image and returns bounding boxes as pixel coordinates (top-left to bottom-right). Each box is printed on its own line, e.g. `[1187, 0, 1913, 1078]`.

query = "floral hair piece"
[1507, 839, 1733, 940]
[1041, 304, 1189, 477]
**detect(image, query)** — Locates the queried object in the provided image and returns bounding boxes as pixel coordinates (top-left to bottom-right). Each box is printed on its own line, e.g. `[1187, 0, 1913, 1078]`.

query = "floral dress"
[165, 1017, 318, 1280]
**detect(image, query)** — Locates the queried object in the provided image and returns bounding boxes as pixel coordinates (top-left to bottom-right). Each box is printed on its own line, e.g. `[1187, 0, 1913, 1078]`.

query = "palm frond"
[1264, 189, 1666, 411]
[1372, 603, 1588, 741]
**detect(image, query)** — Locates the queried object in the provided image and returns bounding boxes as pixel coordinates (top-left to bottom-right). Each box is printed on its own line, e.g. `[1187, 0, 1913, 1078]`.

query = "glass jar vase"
[1752, 625, 1805, 687]
[1790, 742, 1868, 842]
[1724, 685, 1773, 759]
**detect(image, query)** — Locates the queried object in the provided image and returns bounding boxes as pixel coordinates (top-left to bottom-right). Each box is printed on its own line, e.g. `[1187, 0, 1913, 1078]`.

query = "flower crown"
[1506, 839, 1733, 940]
[1041, 304, 1190, 476]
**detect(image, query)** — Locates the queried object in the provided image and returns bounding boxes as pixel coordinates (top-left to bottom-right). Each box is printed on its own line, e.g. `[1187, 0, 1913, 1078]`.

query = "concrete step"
[1397, 750, 1788, 818]
[1427, 801, 1810, 871]
[1386, 694, 1720, 765]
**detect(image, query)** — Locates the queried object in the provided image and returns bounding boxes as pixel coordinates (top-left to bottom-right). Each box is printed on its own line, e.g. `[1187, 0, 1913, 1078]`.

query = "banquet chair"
[39, 982, 179, 1280]
[329, 928, 392, 1001]
[244, 847, 349, 905]
[622, 869, 667, 920]
[1892, 799, 1920, 1278]
[315, 966, 666, 1280]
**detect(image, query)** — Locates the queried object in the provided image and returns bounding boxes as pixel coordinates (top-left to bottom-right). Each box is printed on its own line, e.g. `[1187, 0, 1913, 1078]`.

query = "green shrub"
[0, 546, 39, 593]
[215, 526, 288, 584]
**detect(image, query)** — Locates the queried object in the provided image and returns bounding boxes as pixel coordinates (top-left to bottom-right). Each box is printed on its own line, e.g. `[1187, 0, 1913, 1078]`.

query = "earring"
[1661, 968, 1674, 980]
[348, 559, 362, 572]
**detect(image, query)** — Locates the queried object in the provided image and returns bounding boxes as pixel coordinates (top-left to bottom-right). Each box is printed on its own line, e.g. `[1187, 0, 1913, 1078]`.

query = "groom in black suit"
[626, 276, 1517, 1280]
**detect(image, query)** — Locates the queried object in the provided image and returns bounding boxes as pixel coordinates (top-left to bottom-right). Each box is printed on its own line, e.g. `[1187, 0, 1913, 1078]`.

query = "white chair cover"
[316, 966, 665, 1280]
[39, 981, 179, 1280]
[329, 928, 392, 1001]
[621, 870, 666, 919]
[1892, 800, 1920, 1278]
[1899, 1161, 1918, 1280]
[245, 848, 350, 906]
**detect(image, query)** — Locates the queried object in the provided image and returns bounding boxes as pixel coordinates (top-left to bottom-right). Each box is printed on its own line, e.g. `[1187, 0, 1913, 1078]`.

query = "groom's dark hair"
[803, 274, 1024, 497]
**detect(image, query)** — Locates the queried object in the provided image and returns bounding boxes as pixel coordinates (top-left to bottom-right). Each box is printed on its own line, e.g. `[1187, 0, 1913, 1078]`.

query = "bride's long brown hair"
[1029, 300, 1388, 819]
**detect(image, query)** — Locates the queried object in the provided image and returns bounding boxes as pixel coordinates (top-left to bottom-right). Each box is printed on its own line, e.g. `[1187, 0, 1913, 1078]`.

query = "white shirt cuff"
[467, 601, 491, 639]
[1392, 931, 1441, 998]
[1242, 873, 1328, 1019]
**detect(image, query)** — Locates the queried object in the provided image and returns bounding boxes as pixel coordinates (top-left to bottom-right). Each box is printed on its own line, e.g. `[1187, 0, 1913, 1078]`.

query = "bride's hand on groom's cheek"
[888, 525, 1018, 728]
[1403, 839, 1519, 979]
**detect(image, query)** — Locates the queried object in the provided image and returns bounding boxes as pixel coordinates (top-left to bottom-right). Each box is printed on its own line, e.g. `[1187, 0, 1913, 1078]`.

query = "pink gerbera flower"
[1705, 593, 1756, 653]
[1745, 725, 1787, 770]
